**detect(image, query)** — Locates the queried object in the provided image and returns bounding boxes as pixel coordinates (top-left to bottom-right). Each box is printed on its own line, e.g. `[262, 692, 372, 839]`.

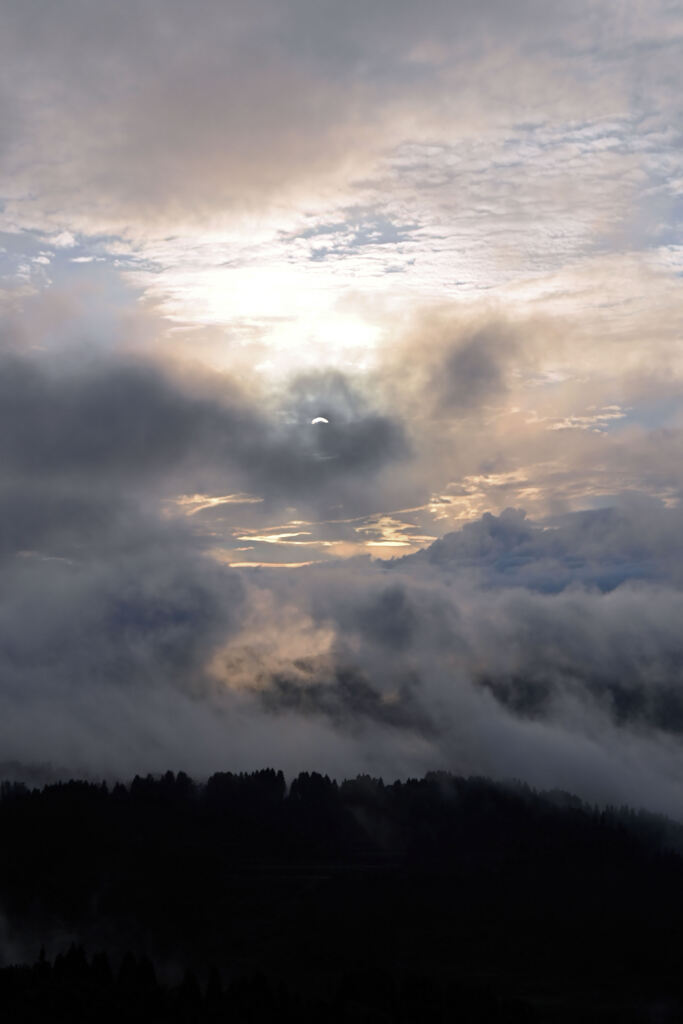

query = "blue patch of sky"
[285, 207, 421, 262]
[0, 229, 49, 276]
[0, 228, 147, 350]
[619, 396, 683, 432]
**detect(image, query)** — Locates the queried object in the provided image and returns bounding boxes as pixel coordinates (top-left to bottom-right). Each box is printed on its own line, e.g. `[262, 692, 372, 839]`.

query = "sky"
[2, 0, 683, 810]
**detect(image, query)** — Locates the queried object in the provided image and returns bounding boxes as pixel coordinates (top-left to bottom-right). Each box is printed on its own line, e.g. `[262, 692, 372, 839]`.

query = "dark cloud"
[387, 505, 683, 746]
[387, 314, 526, 429]
[268, 370, 409, 497]
[0, 531, 242, 694]
[261, 663, 435, 736]
[0, 351, 242, 482]
[0, 344, 414, 778]
[402, 500, 683, 591]
[355, 585, 417, 650]
[0, 488, 249, 778]
[0, 351, 409, 517]
[437, 328, 512, 412]
[478, 669, 683, 737]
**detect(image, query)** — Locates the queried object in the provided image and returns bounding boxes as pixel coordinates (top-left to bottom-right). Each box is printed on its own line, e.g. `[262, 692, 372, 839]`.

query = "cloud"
[261, 665, 436, 737]
[403, 499, 683, 591]
[394, 316, 524, 417]
[1, 0, 679, 234]
[0, 342, 420, 778]
[0, 496, 248, 778]
[0, 350, 409, 520]
[4, 309, 683, 815]
[4, 359, 683, 816]
[1, 1, 683, 817]
[196, 501, 683, 814]
[437, 330, 509, 411]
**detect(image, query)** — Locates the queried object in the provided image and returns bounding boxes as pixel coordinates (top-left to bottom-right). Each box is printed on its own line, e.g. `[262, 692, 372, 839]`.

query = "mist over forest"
[3, 768, 683, 1021]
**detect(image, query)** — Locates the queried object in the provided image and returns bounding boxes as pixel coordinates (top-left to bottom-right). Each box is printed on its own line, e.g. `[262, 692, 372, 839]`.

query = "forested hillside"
[1, 770, 682, 1022]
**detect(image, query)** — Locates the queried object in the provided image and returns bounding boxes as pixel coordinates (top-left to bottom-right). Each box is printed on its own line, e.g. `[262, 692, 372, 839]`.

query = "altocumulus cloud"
[3, 0, 663, 230]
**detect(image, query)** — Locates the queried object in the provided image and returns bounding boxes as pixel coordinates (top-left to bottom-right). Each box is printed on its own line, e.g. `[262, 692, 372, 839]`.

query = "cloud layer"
[1, 2, 683, 815]
[3, 337, 683, 816]
[6, 0, 678, 229]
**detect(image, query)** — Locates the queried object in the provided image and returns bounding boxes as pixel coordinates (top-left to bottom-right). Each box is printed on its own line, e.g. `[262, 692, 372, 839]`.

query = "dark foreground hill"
[2, 769, 683, 1022]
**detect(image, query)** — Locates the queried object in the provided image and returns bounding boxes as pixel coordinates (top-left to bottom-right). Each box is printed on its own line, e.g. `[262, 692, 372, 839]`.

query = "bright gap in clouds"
[133, 252, 386, 377]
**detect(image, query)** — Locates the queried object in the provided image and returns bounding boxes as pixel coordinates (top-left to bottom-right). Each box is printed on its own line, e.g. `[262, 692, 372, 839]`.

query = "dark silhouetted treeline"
[2, 769, 683, 1021]
[0, 942, 542, 1023]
